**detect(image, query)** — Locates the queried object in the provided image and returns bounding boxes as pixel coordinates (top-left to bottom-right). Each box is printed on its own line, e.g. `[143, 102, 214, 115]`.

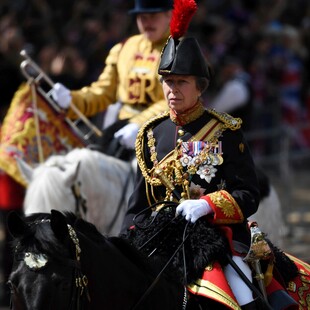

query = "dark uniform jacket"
[122, 108, 260, 246]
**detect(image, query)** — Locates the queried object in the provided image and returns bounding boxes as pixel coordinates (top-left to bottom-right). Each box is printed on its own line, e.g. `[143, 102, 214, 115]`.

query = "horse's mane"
[74, 217, 158, 274]
[12, 213, 74, 258]
[65, 148, 132, 191]
[24, 164, 76, 214]
[14, 212, 104, 252]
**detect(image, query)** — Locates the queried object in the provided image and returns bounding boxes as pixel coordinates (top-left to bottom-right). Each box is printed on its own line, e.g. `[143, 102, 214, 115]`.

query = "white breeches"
[224, 255, 254, 306]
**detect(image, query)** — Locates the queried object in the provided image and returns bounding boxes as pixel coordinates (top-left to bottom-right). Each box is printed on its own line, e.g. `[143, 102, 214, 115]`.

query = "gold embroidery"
[170, 102, 205, 125]
[207, 190, 244, 223]
[299, 269, 310, 277]
[205, 263, 213, 271]
[298, 281, 310, 307]
[178, 129, 185, 136]
[188, 279, 241, 310]
[287, 281, 296, 292]
[301, 275, 310, 284]
[239, 143, 244, 153]
[208, 109, 242, 130]
[208, 191, 236, 217]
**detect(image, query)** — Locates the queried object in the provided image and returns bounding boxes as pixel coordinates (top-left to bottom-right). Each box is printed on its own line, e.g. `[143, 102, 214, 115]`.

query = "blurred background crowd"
[0, 0, 310, 143]
[0, 0, 310, 158]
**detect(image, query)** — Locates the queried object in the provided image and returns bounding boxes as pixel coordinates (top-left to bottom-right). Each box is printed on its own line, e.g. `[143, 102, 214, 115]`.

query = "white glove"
[176, 199, 213, 223]
[114, 123, 139, 149]
[51, 82, 71, 109]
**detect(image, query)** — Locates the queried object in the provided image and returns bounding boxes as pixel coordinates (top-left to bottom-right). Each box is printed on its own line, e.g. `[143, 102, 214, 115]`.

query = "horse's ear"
[50, 210, 70, 241]
[15, 156, 33, 184]
[63, 161, 81, 187]
[7, 211, 29, 238]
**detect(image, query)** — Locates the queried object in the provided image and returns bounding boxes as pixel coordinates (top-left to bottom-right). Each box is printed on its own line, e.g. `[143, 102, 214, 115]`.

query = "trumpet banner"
[0, 83, 85, 187]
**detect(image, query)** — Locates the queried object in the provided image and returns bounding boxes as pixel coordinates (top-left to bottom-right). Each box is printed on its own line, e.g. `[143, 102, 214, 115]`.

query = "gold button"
[178, 129, 185, 136]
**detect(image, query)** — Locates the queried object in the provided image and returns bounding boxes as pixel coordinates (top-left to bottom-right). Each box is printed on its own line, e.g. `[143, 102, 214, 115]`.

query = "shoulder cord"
[135, 111, 169, 187]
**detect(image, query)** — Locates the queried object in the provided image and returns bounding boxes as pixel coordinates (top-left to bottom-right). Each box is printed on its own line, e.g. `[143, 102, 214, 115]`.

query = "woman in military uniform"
[121, 32, 263, 309]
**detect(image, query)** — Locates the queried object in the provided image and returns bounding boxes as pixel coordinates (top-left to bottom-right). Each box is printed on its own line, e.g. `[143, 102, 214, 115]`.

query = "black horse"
[7, 210, 185, 310]
[7, 208, 307, 310]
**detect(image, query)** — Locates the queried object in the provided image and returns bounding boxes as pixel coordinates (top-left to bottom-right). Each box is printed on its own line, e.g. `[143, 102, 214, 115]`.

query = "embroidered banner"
[0, 83, 85, 187]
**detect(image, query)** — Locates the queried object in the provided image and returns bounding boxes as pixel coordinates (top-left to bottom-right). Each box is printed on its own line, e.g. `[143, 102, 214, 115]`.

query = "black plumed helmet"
[158, 37, 210, 78]
[129, 0, 173, 14]
[158, 0, 210, 78]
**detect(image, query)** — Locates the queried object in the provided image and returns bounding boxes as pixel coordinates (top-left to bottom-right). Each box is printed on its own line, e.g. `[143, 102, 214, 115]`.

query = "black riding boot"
[241, 298, 267, 310]
[241, 300, 257, 310]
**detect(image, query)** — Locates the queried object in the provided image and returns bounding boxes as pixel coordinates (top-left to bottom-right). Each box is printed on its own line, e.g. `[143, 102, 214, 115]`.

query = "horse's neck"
[23, 170, 75, 215]
[78, 232, 154, 279]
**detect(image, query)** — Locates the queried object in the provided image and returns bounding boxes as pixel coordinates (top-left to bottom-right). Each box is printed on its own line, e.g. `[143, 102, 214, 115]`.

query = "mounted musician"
[51, 0, 174, 157]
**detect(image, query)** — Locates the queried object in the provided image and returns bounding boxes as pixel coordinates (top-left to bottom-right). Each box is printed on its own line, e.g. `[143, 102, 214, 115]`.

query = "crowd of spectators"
[0, 0, 310, 154]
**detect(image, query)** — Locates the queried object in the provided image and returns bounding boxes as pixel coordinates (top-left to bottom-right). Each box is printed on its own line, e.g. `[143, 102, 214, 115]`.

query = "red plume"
[170, 0, 198, 39]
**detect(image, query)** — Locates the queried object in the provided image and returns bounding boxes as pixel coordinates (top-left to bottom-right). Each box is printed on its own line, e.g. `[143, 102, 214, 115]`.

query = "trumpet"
[20, 49, 103, 143]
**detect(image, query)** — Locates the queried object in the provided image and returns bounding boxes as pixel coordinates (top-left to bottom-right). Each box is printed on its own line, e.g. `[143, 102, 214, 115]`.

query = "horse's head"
[7, 210, 90, 310]
[22, 155, 86, 217]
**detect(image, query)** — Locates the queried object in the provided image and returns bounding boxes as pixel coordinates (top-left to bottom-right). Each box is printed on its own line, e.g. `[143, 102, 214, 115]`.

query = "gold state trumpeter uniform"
[122, 105, 260, 309]
[66, 34, 169, 126]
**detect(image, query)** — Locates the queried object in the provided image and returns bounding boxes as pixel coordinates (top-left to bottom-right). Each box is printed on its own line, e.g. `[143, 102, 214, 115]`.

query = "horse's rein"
[71, 181, 87, 218]
[66, 223, 91, 308]
[131, 202, 191, 310]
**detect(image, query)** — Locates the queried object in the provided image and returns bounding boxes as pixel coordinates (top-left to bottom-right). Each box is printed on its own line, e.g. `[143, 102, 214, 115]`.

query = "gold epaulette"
[207, 109, 242, 130]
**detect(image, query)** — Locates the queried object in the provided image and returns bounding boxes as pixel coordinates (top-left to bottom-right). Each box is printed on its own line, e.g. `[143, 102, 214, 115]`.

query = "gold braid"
[135, 111, 170, 186]
[207, 108, 242, 130]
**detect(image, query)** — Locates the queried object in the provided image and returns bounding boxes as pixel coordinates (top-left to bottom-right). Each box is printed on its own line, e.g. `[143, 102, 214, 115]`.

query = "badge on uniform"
[179, 141, 223, 183]
[239, 143, 244, 153]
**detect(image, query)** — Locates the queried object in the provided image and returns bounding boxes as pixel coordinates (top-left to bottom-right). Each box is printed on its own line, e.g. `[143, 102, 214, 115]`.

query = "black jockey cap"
[158, 36, 210, 79]
[129, 0, 173, 14]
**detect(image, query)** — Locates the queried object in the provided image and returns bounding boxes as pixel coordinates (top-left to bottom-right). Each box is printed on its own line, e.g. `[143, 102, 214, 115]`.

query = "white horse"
[18, 148, 136, 236]
[248, 169, 288, 247]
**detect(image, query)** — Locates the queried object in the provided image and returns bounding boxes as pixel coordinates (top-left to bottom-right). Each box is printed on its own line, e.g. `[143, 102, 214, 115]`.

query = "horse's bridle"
[9, 219, 90, 310]
[71, 181, 88, 219]
[66, 223, 91, 309]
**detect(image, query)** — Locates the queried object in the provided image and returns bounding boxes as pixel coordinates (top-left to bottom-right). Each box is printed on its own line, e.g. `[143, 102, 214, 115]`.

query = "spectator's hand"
[114, 123, 139, 149]
[51, 83, 71, 109]
[176, 199, 213, 223]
